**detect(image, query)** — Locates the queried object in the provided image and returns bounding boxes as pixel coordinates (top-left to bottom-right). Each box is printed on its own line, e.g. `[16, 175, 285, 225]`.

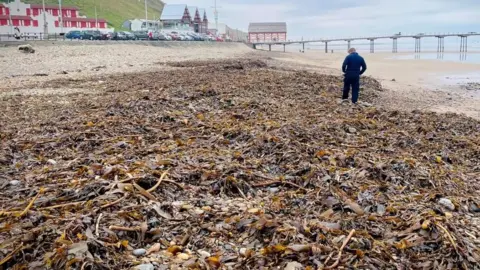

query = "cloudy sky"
[164, 0, 480, 40]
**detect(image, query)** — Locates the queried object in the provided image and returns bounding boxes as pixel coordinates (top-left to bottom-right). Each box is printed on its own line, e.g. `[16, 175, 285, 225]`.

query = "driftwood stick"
[147, 170, 169, 193]
[101, 194, 129, 209]
[324, 229, 355, 269]
[109, 225, 141, 232]
[133, 183, 158, 202]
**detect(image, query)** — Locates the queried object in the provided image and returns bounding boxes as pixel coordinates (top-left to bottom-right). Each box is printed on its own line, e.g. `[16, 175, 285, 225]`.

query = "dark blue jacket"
[342, 52, 367, 76]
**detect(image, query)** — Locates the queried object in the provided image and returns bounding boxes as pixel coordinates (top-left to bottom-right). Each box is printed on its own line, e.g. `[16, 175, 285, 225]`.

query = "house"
[248, 22, 287, 43]
[187, 6, 202, 32]
[129, 19, 160, 31]
[160, 4, 191, 30]
[0, 0, 113, 35]
[198, 8, 208, 33]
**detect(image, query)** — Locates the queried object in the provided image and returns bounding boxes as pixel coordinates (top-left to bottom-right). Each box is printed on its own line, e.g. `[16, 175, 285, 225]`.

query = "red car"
[215, 36, 224, 42]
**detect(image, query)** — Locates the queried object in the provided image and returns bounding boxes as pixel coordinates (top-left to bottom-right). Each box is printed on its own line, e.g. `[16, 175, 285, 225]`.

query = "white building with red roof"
[0, 0, 113, 35]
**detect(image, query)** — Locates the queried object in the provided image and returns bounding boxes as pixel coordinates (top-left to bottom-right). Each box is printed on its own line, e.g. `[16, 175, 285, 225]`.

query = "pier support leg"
[369, 39, 375, 53]
[283, 44, 285, 52]
[347, 40, 351, 50]
[436, 37, 445, 53]
[302, 43, 305, 52]
[325, 42, 328, 53]
[414, 38, 421, 53]
[253, 44, 256, 50]
[392, 38, 398, 53]
[460, 36, 468, 53]
[269, 44, 271, 52]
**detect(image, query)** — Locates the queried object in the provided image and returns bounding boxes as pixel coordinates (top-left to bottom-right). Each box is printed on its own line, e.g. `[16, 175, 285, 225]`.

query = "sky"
[163, 0, 480, 40]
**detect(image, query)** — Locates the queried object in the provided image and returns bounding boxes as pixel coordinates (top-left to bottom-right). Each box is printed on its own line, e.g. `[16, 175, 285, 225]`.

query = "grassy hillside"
[4, 0, 164, 29]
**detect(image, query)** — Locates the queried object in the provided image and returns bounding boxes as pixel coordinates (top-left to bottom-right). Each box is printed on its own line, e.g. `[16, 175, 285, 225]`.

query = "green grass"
[2, 0, 164, 30]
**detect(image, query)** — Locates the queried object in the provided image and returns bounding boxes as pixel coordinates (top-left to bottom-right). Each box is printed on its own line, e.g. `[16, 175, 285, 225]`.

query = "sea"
[263, 35, 480, 64]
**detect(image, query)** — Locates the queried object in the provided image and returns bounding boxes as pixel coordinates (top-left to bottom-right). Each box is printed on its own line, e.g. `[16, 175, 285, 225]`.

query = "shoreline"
[265, 50, 480, 119]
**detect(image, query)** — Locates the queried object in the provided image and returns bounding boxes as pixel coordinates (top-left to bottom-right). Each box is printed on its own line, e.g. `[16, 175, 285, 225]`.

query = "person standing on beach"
[342, 48, 367, 104]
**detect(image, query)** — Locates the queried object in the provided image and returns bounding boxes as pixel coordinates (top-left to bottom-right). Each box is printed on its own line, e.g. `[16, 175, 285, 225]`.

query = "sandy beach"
[1, 42, 480, 119]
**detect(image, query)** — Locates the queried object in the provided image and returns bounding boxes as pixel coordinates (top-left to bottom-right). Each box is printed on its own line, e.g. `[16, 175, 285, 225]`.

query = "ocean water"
[389, 53, 480, 64]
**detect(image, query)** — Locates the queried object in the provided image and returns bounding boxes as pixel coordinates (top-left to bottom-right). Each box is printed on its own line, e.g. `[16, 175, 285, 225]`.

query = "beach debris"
[133, 249, 147, 257]
[92, 65, 107, 71]
[285, 261, 304, 270]
[9, 180, 21, 186]
[391, 78, 396, 81]
[18, 44, 35, 53]
[0, 58, 478, 269]
[439, 198, 455, 211]
[134, 264, 155, 270]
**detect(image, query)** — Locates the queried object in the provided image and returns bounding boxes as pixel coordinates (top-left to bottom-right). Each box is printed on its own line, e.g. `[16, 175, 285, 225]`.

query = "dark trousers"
[343, 75, 360, 103]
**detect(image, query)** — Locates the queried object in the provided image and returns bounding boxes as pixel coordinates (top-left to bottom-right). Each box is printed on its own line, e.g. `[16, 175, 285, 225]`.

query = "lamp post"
[8, 0, 13, 34]
[43, 0, 48, 37]
[58, 0, 63, 33]
[145, 0, 148, 30]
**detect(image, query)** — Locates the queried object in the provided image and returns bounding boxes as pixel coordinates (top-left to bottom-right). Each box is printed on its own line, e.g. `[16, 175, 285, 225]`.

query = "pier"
[252, 32, 480, 53]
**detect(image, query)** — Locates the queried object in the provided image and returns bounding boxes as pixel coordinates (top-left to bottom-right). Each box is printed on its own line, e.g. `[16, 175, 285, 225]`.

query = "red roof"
[62, 17, 106, 23]
[30, 4, 78, 10]
[0, 15, 33, 20]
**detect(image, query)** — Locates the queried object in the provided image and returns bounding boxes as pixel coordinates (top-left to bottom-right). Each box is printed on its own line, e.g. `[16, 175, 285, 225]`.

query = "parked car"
[168, 31, 181, 41]
[133, 31, 149, 40]
[149, 31, 160, 40]
[81, 30, 102, 40]
[157, 33, 167, 41]
[201, 34, 213, 41]
[215, 36, 224, 42]
[123, 31, 136, 40]
[102, 32, 112, 40]
[187, 33, 203, 41]
[164, 34, 172, 41]
[112, 32, 128, 40]
[65, 30, 82, 40]
[180, 34, 193, 41]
